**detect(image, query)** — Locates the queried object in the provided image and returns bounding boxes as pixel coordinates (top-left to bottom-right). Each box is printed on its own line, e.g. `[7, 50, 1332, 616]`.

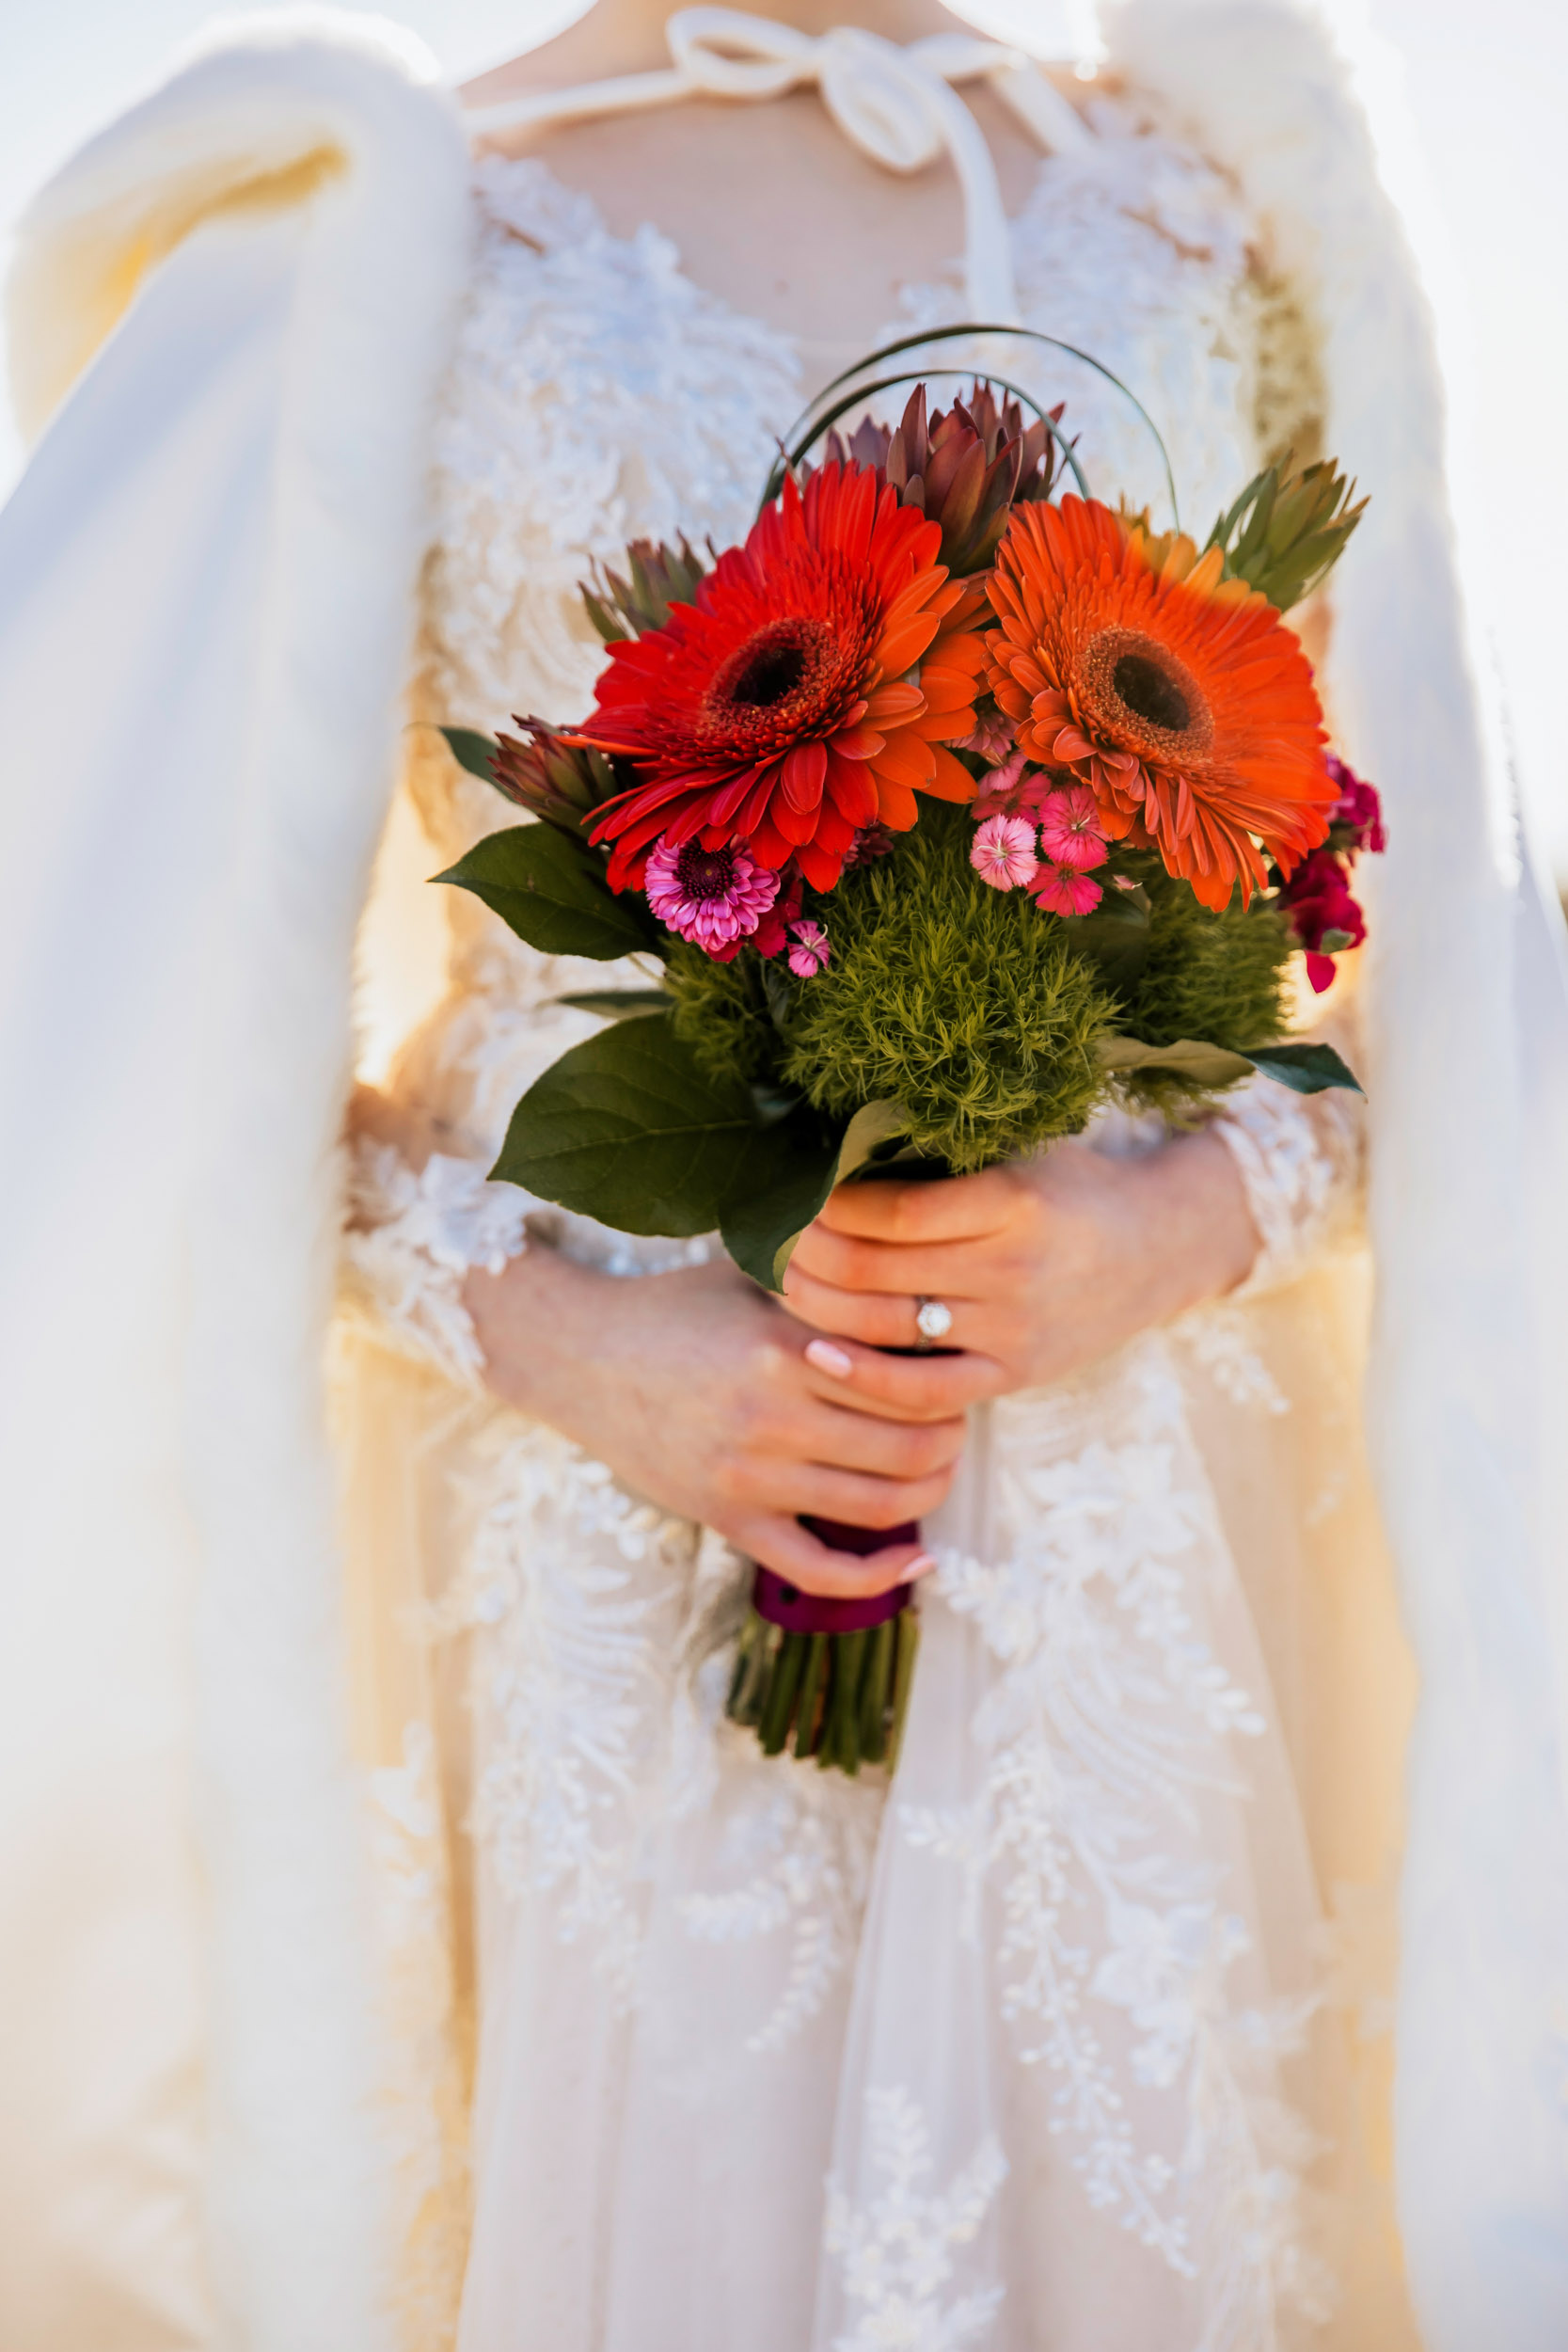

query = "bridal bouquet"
[439, 346, 1381, 1775]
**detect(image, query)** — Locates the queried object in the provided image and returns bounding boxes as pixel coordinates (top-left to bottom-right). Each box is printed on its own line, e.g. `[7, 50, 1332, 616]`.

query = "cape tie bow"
[463, 5, 1092, 324]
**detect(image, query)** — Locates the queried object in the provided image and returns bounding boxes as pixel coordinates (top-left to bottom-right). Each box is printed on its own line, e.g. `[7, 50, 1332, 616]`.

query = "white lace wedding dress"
[335, 88, 1416, 2352]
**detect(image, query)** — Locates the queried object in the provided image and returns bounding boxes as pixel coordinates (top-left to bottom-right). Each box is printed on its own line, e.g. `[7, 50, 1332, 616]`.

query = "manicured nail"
[908, 1552, 938, 1580]
[805, 1339, 854, 1378]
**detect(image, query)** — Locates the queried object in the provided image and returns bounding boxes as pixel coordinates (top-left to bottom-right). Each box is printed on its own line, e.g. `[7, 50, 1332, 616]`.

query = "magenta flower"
[1037, 783, 1108, 872]
[1029, 858, 1103, 917]
[786, 920, 831, 978]
[644, 834, 781, 955]
[971, 812, 1039, 890]
[1325, 755, 1387, 853]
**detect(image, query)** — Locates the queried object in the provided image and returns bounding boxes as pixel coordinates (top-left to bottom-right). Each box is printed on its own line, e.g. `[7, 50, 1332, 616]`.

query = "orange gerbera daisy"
[584, 462, 986, 892]
[985, 496, 1335, 910]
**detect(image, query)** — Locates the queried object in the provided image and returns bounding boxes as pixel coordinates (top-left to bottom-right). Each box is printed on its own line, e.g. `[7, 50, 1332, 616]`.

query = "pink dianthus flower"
[786, 920, 831, 978]
[1030, 858, 1103, 917]
[1037, 783, 1108, 872]
[971, 812, 1039, 890]
[644, 834, 780, 956]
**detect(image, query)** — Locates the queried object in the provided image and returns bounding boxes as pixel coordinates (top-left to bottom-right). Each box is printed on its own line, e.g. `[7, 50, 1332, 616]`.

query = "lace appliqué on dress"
[679, 1769, 880, 2057]
[909, 1346, 1331, 2342]
[824, 2088, 1008, 2352]
[1211, 1073, 1363, 1300]
[429, 1422, 697, 2009]
[341, 1138, 529, 1391]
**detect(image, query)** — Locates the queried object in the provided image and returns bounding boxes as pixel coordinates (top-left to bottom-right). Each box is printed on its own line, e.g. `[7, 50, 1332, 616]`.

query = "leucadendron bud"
[831, 382, 1065, 577]
[581, 536, 707, 643]
[490, 718, 622, 837]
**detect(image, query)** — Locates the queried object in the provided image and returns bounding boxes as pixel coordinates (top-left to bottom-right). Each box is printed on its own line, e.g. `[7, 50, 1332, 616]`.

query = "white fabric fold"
[0, 16, 470, 2348]
[1106, 0, 1568, 2340]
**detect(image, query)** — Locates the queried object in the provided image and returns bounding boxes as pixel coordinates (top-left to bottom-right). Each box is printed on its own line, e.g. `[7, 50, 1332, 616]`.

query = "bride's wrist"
[463, 1242, 603, 1421]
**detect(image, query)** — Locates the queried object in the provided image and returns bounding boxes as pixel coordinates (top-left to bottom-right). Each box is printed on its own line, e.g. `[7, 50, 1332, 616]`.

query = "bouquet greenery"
[436, 338, 1381, 1775]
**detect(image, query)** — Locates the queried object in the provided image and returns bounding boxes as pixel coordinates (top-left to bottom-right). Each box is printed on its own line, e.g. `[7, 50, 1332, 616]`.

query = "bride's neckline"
[458, 6, 1094, 328]
[467, 137, 1067, 398]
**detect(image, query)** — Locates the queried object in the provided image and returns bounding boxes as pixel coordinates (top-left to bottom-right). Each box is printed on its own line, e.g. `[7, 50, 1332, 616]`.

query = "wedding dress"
[339, 56, 1403, 2346]
[5, 8, 1568, 2352]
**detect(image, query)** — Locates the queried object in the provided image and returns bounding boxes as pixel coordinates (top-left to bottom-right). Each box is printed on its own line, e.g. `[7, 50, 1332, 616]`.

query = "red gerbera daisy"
[582, 462, 987, 892]
[986, 497, 1335, 910]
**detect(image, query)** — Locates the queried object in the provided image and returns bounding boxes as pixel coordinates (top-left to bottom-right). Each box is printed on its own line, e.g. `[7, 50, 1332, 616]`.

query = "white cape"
[1, 4, 1565, 2346]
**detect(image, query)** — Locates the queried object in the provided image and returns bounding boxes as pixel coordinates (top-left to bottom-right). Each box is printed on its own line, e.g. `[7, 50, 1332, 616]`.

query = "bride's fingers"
[781, 1262, 983, 1352]
[799, 1334, 1008, 1419]
[736, 1515, 937, 1597]
[818, 1167, 1020, 1244]
[777, 1460, 958, 1531]
[793, 1400, 966, 1480]
[786, 1220, 995, 1300]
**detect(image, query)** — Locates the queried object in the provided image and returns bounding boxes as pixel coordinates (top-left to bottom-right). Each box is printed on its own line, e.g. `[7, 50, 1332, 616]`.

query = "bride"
[2, 0, 1567, 2346]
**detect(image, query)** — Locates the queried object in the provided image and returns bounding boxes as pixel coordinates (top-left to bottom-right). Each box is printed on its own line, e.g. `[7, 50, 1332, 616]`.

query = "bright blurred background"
[5, 0, 1566, 869]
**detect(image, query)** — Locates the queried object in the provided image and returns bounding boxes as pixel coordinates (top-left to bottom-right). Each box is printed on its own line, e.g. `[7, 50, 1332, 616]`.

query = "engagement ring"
[914, 1295, 953, 1347]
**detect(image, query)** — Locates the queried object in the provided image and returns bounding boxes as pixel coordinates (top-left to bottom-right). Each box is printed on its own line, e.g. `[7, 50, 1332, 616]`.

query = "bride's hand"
[464, 1249, 996, 1595]
[781, 1130, 1260, 1396]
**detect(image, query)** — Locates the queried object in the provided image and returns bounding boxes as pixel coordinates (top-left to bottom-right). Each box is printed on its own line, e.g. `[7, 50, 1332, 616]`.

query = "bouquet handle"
[726, 1518, 920, 1772]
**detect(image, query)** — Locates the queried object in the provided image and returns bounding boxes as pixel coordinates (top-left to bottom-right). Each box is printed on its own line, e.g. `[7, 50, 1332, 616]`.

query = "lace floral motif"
[679, 1772, 879, 2056]
[907, 1344, 1326, 2341]
[341, 1138, 529, 1389]
[1175, 1302, 1291, 1417]
[1212, 1073, 1364, 1298]
[433, 1424, 697, 2007]
[824, 2089, 1008, 2352]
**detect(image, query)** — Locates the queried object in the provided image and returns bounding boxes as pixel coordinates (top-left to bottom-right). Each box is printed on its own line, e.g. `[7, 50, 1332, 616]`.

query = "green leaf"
[1097, 1034, 1363, 1095]
[438, 725, 500, 781]
[1097, 1035, 1256, 1086]
[554, 990, 670, 1021]
[435, 823, 656, 961]
[721, 1099, 911, 1294]
[1241, 1041, 1363, 1094]
[720, 1119, 844, 1291]
[492, 1015, 779, 1233]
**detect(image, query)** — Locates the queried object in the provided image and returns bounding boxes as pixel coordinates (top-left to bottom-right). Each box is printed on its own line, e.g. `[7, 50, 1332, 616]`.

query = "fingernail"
[805, 1339, 854, 1378]
[908, 1552, 938, 1580]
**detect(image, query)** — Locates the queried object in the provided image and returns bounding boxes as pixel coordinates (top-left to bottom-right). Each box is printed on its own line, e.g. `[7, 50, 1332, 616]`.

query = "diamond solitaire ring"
[914, 1295, 953, 1348]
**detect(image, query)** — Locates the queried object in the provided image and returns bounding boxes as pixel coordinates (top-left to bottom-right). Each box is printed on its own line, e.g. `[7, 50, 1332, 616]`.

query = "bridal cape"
[3, 4, 1568, 2346]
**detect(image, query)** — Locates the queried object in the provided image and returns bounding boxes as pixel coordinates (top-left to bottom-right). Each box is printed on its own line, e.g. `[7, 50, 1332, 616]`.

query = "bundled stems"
[727, 1607, 921, 1772]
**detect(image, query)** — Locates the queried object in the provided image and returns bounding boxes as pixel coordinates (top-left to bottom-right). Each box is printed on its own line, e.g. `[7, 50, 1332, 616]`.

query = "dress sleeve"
[340, 1136, 530, 1391]
[1209, 1067, 1365, 1298]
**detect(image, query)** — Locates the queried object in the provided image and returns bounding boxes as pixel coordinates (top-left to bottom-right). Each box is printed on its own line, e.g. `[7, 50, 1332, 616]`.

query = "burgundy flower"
[751, 867, 804, 960]
[843, 821, 896, 868]
[1276, 843, 1366, 993]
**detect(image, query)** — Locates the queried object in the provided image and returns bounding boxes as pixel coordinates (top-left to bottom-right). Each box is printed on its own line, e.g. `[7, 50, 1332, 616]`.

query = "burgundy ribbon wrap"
[752, 1515, 918, 1635]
